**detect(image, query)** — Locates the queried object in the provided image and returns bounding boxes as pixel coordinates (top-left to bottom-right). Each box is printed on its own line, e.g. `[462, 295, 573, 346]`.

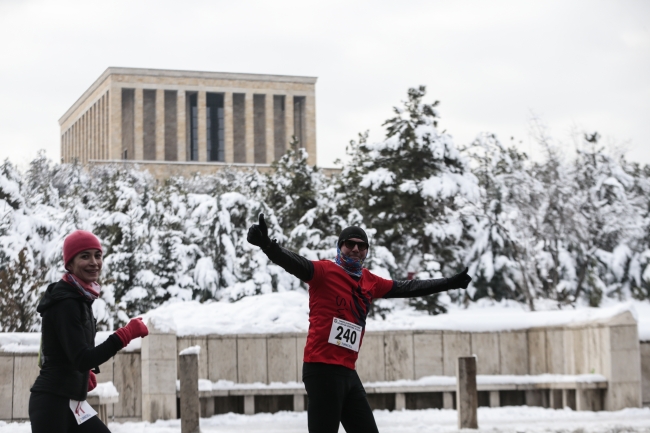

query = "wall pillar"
[293, 394, 304, 412]
[395, 393, 405, 410]
[244, 93, 254, 163]
[141, 320, 177, 422]
[224, 92, 234, 163]
[265, 92, 274, 163]
[109, 85, 122, 160]
[80, 113, 85, 164]
[89, 106, 94, 161]
[94, 103, 99, 160]
[305, 93, 317, 166]
[197, 91, 207, 162]
[285, 93, 294, 149]
[601, 313, 642, 410]
[443, 392, 454, 409]
[489, 390, 500, 407]
[155, 89, 165, 161]
[134, 89, 144, 160]
[244, 395, 254, 415]
[177, 91, 187, 161]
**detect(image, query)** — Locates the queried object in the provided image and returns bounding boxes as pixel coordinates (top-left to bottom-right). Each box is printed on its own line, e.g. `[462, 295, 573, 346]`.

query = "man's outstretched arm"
[247, 213, 314, 282]
[263, 241, 314, 282]
[383, 268, 472, 298]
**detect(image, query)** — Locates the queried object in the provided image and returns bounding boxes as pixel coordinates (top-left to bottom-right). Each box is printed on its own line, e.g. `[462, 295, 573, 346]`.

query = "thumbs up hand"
[448, 267, 472, 290]
[247, 213, 272, 250]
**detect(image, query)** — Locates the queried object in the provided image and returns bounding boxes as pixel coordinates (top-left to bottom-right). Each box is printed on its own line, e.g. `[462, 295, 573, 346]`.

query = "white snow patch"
[179, 345, 201, 356]
[1, 404, 650, 432]
[87, 381, 119, 399]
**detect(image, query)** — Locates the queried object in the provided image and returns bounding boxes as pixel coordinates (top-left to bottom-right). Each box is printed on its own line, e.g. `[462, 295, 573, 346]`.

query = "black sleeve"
[263, 241, 314, 282]
[383, 278, 453, 298]
[53, 300, 124, 372]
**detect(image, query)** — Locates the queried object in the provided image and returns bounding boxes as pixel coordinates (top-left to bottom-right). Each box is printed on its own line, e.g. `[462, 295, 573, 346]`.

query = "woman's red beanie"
[63, 230, 102, 267]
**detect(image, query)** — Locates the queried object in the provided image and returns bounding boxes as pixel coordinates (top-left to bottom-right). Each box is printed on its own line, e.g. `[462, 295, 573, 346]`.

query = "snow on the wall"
[2, 294, 647, 354]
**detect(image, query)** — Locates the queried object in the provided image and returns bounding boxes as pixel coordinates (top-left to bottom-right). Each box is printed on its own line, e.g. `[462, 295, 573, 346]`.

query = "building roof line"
[59, 67, 318, 125]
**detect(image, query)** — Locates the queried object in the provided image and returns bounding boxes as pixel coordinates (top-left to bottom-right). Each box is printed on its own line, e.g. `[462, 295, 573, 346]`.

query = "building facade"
[59, 67, 317, 176]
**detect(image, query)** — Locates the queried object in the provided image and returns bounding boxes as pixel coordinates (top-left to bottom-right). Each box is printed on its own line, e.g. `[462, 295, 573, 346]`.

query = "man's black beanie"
[337, 226, 369, 248]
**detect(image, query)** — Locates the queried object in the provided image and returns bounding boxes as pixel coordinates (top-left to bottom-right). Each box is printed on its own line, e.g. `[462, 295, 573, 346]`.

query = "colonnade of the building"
[63, 87, 312, 166]
[61, 92, 110, 164]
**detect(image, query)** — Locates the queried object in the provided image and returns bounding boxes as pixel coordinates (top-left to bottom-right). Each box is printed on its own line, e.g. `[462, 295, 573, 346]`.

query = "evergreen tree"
[0, 248, 42, 331]
[264, 147, 319, 234]
[570, 133, 641, 305]
[339, 86, 478, 314]
[464, 133, 537, 309]
[0, 160, 43, 331]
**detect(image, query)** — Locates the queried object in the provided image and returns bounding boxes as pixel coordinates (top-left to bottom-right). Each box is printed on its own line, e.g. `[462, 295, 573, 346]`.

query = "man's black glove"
[247, 213, 272, 250]
[447, 267, 472, 290]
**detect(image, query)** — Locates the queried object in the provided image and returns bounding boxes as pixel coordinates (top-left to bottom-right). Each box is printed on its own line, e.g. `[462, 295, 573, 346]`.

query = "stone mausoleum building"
[59, 67, 317, 177]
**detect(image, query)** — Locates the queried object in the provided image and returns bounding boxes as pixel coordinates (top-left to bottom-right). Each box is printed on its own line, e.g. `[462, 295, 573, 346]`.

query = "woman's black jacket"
[30, 280, 123, 401]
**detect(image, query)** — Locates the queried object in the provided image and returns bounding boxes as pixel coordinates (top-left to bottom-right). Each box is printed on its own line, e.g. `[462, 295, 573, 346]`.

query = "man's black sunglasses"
[343, 240, 369, 251]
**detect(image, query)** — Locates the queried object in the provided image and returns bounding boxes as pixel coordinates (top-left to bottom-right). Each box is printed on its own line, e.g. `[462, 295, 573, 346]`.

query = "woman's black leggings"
[29, 392, 111, 433]
[302, 362, 378, 433]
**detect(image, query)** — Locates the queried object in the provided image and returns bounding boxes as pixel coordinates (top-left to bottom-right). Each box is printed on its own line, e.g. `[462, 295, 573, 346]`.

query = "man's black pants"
[29, 392, 111, 433]
[303, 362, 379, 433]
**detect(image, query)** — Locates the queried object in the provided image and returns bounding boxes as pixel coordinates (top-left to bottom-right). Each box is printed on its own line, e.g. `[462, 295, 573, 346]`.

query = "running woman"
[29, 230, 149, 433]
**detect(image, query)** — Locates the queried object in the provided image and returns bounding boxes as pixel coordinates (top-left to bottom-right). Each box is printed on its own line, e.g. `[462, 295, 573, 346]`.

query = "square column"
[141, 320, 178, 422]
[177, 91, 187, 161]
[101, 94, 108, 159]
[82, 113, 87, 163]
[75, 123, 79, 162]
[293, 394, 304, 412]
[97, 102, 102, 160]
[94, 103, 98, 160]
[94, 105, 99, 160]
[489, 390, 500, 407]
[224, 92, 234, 163]
[305, 94, 317, 166]
[395, 393, 406, 410]
[155, 89, 165, 161]
[91, 100, 99, 159]
[134, 88, 144, 160]
[265, 93, 274, 163]
[285, 93, 294, 149]
[90, 105, 95, 161]
[244, 93, 254, 163]
[104, 93, 109, 159]
[79, 114, 84, 163]
[443, 392, 454, 409]
[197, 91, 207, 162]
[109, 86, 122, 160]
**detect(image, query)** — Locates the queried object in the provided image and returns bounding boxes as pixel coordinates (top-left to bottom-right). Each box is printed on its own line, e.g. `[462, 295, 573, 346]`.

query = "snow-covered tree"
[0, 160, 43, 331]
[569, 133, 643, 305]
[338, 86, 479, 314]
[463, 133, 537, 309]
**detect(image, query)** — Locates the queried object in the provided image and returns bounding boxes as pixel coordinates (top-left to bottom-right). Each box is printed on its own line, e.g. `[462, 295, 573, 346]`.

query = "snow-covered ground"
[1, 407, 649, 432]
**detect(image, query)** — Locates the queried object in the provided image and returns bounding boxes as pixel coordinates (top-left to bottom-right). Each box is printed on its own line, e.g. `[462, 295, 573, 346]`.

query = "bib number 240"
[327, 318, 362, 352]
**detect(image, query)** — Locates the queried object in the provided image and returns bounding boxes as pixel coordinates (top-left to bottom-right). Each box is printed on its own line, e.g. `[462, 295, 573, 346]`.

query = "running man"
[247, 214, 471, 433]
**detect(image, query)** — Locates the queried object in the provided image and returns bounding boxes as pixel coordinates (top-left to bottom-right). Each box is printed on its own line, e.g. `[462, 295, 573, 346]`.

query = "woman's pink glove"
[114, 317, 149, 347]
[88, 371, 97, 392]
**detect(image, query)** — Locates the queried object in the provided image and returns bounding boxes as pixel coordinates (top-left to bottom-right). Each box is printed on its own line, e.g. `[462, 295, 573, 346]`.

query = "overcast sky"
[0, 0, 648, 169]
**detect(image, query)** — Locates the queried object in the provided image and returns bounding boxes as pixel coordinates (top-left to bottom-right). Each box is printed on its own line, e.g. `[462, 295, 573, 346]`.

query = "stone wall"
[0, 351, 142, 422]
[0, 311, 644, 422]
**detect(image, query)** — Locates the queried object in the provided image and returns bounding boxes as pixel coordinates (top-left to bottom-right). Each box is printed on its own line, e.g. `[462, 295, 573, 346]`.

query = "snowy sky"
[0, 0, 648, 169]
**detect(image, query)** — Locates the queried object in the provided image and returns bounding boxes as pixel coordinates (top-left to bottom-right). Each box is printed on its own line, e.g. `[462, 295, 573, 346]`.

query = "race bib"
[328, 318, 362, 352]
[69, 399, 97, 425]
